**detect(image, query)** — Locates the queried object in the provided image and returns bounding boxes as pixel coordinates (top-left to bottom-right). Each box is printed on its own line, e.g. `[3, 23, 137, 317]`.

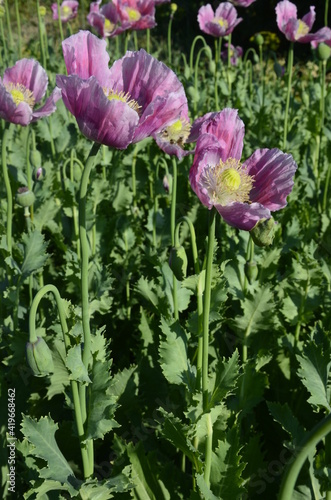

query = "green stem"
[194, 47, 210, 117]
[28, 284, 90, 478]
[78, 142, 101, 477]
[171, 157, 178, 320]
[227, 34, 232, 98]
[56, 0, 64, 42]
[318, 59, 327, 212]
[259, 43, 264, 108]
[189, 35, 208, 75]
[146, 28, 150, 53]
[0, 18, 8, 68]
[167, 13, 174, 65]
[14, 0, 22, 59]
[325, 0, 329, 26]
[283, 42, 294, 150]
[131, 144, 139, 209]
[4, 0, 13, 49]
[279, 413, 331, 500]
[1, 123, 13, 255]
[214, 38, 220, 109]
[202, 208, 216, 410]
[36, 0, 47, 69]
[133, 30, 138, 51]
[204, 413, 213, 487]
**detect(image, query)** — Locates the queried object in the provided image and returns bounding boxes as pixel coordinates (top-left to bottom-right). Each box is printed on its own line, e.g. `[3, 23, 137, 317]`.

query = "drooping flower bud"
[34, 167, 45, 181]
[16, 187, 35, 207]
[250, 217, 276, 247]
[169, 245, 188, 281]
[163, 174, 170, 193]
[26, 337, 54, 377]
[170, 3, 177, 13]
[30, 149, 42, 168]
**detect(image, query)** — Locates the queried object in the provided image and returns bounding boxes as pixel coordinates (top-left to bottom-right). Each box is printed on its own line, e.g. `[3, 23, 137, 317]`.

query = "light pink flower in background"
[276, 0, 331, 43]
[198, 2, 242, 38]
[189, 108, 297, 231]
[56, 31, 189, 150]
[51, 0, 79, 22]
[221, 43, 243, 65]
[0, 59, 61, 126]
[230, 0, 256, 6]
[87, 0, 125, 37]
[113, 0, 156, 31]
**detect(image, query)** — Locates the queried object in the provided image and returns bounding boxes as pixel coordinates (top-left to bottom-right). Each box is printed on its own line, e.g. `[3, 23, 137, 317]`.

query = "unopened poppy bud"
[255, 34, 264, 46]
[34, 167, 45, 181]
[169, 245, 188, 281]
[30, 149, 42, 168]
[209, 60, 216, 74]
[317, 43, 331, 61]
[39, 6, 46, 17]
[244, 260, 258, 284]
[16, 187, 35, 207]
[205, 45, 213, 60]
[250, 217, 276, 247]
[170, 3, 177, 13]
[163, 175, 170, 193]
[26, 337, 54, 377]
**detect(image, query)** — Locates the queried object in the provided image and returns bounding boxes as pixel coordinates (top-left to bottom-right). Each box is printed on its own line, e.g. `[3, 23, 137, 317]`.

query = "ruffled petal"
[56, 74, 139, 148]
[276, 0, 297, 32]
[31, 87, 62, 122]
[62, 30, 111, 84]
[302, 6, 315, 30]
[189, 144, 222, 208]
[0, 83, 32, 125]
[3, 59, 48, 103]
[216, 202, 271, 230]
[198, 4, 215, 31]
[299, 27, 331, 44]
[243, 148, 297, 210]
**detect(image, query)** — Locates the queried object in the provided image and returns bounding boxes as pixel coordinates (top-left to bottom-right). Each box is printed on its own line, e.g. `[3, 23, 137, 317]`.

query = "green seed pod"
[16, 187, 35, 208]
[208, 60, 216, 74]
[26, 337, 54, 377]
[250, 217, 276, 247]
[170, 3, 177, 13]
[169, 245, 188, 281]
[317, 42, 331, 61]
[39, 6, 46, 17]
[255, 34, 264, 46]
[244, 260, 259, 284]
[30, 149, 42, 168]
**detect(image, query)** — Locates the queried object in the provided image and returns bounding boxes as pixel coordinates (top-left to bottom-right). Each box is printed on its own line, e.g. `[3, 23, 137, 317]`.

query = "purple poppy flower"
[0, 59, 61, 126]
[198, 2, 242, 38]
[113, 0, 156, 31]
[221, 43, 243, 65]
[154, 116, 193, 160]
[189, 108, 297, 231]
[51, 1, 79, 22]
[276, 0, 331, 44]
[56, 31, 189, 149]
[87, 1, 126, 38]
[230, 0, 256, 6]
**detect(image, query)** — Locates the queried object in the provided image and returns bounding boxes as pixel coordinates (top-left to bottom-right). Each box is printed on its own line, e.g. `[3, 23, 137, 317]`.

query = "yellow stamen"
[125, 7, 141, 22]
[103, 88, 141, 113]
[62, 6, 72, 16]
[295, 20, 309, 40]
[202, 158, 253, 206]
[5, 83, 35, 108]
[161, 118, 191, 146]
[104, 18, 115, 34]
[214, 17, 228, 29]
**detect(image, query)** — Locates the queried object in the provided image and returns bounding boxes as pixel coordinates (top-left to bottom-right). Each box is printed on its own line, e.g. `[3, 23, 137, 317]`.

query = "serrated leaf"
[234, 285, 274, 335]
[66, 345, 91, 384]
[20, 230, 48, 280]
[196, 474, 219, 500]
[47, 339, 70, 400]
[20, 414, 79, 493]
[208, 350, 239, 410]
[24, 479, 72, 499]
[267, 402, 306, 446]
[159, 317, 196, 390]
[86, 358, 120, 440]
[296, 342, 331, 412]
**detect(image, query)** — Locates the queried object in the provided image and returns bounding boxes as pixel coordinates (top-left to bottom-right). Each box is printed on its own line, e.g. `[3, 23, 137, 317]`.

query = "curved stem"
[279, 413, 331, 500]
[2, 123, 13, 255]
[194, 47, 210, 116]
[202, 208, 216, 410]
[283, 42, 294, 150]
[189, 35, 208, 75]
[168, 12, 174, 66]
[28, 284, 90, 478]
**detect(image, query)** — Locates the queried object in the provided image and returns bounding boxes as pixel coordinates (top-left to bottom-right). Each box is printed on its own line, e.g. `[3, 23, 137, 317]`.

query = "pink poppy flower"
[189, 109, 297, 231]
[221, 43, 243, 65]
[230, 0, 256, 6]
[87, 1, 126, 38]
[154, 115, 193, 160]
[113, 0, 156, 31]
[0, 59, 61, 126]
[276, 0, 331, 44]
[198, 2, 242, 38]
[51, 1, 79, 22]
[56, 31, 189, 149]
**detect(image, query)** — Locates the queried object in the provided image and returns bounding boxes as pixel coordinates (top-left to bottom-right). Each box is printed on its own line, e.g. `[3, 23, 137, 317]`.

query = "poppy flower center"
[103, 88, 141, 113]
[125, 7, 141, 22]
[5, 83, 35, 108]
[201, 158, 253, 206]
[104, 18, 115, 34]
[214, 17, 228, 29]
[161, 118, 191, 146]
[62, 6, 72, 16]
[295, 20, 309, 39]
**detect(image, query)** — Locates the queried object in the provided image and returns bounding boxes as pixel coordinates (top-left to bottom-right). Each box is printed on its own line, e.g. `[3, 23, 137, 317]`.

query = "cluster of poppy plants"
[1, 0, 330, 232]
